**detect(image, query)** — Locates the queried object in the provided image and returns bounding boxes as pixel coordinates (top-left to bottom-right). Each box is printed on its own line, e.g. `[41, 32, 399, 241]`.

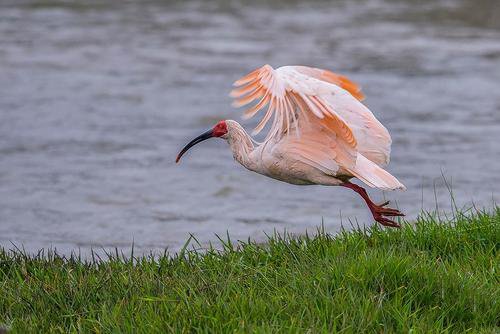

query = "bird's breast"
[257, 150, 315, 185]
[250, 144, 344, 186]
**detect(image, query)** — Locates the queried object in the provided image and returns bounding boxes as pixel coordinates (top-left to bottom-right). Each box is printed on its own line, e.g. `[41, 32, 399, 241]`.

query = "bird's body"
[177, 65, 406, 227]
[225, 121, 344, 186]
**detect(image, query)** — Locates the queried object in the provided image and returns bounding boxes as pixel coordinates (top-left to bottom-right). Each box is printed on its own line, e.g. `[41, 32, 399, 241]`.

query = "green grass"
[1, 209, 499, 333]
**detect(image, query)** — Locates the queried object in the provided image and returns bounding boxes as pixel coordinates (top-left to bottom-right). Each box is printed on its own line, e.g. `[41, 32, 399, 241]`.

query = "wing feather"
[293, 66, 365, 101]
[233, 86, 266, 107]
[253, 96, 276, 135]
[233, 67, 261, 86]
[243, 93, 271, 119]
[229, 81, 262, 98]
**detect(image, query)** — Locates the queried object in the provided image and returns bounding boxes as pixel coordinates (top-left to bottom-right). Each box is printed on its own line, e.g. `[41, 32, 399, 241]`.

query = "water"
[1, 0, 499, 256]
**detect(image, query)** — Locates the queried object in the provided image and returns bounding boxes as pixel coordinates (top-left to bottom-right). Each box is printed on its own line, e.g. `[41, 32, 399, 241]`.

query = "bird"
[176, 65, 406, 227]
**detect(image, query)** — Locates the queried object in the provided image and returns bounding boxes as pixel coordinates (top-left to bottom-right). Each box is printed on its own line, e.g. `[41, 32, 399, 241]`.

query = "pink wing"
[231, 64, 358, 169]
[288, 65, 391, 167]
[231, 65, 405, 190]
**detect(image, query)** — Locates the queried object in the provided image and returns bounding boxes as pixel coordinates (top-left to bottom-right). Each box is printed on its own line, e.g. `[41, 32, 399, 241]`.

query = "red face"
[212, 120, 228, 137]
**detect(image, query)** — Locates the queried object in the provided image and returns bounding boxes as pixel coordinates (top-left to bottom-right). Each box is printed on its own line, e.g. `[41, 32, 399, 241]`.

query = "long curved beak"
[176, 129, 214, 163]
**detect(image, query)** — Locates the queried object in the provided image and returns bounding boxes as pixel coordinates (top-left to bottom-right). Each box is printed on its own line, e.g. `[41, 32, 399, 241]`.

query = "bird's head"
[176, 120, 230, 163]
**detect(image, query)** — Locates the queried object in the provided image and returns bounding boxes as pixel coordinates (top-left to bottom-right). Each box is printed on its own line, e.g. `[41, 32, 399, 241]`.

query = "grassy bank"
[1, 209, 499, 333]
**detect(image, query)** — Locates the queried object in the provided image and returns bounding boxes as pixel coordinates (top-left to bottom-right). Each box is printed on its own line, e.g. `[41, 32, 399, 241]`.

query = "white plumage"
[177, 64, 406, 227]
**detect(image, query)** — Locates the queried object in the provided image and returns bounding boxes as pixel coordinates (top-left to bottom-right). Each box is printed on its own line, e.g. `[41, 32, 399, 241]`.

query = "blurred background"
[1, 0, 499, 256]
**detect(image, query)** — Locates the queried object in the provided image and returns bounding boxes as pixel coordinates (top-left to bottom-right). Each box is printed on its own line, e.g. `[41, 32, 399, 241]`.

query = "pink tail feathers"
[348, 154, 406, 191]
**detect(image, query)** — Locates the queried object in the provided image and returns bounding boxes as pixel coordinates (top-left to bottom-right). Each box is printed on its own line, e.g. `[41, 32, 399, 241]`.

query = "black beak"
[176, 129, 214, 163]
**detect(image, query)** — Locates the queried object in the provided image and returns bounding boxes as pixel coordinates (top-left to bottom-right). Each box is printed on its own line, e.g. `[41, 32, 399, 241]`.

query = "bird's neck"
[227, 125, 256, 171]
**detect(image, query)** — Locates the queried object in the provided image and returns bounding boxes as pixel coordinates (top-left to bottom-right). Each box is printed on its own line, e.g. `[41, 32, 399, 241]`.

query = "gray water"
[1, 0, 499, 256]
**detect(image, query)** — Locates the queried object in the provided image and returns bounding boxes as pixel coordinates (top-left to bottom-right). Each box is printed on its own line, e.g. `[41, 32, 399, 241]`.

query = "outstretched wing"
[231, 65, 392, 168]
[231, 65, 404, 190]
[231, 65, 363, 171]
[231, 65, 357, 145]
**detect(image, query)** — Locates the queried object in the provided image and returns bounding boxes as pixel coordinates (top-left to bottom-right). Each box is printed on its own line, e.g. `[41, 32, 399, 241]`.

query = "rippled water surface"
[1, 0, 499, 255]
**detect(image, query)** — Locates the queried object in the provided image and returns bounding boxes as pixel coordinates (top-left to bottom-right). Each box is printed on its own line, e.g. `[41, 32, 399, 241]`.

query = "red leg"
[341, 182, 404, 228]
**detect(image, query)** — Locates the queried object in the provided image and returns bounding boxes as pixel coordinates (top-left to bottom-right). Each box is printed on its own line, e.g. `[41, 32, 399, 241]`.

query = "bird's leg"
[341, 182, 404, 228]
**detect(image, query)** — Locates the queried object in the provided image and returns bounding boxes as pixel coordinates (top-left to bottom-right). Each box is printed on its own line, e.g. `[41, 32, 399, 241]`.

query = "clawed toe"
[378, 208, 405, 217]
[373, 202, 405, 217]
[378, 200, 390, 207]
[375, 216, 401, 228]
[372, 203, 404, 227]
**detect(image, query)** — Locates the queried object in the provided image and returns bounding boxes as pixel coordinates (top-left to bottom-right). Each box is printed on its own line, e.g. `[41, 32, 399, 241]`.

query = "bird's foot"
[340, 182, 405, 228]
[370, 201, 404, 228]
